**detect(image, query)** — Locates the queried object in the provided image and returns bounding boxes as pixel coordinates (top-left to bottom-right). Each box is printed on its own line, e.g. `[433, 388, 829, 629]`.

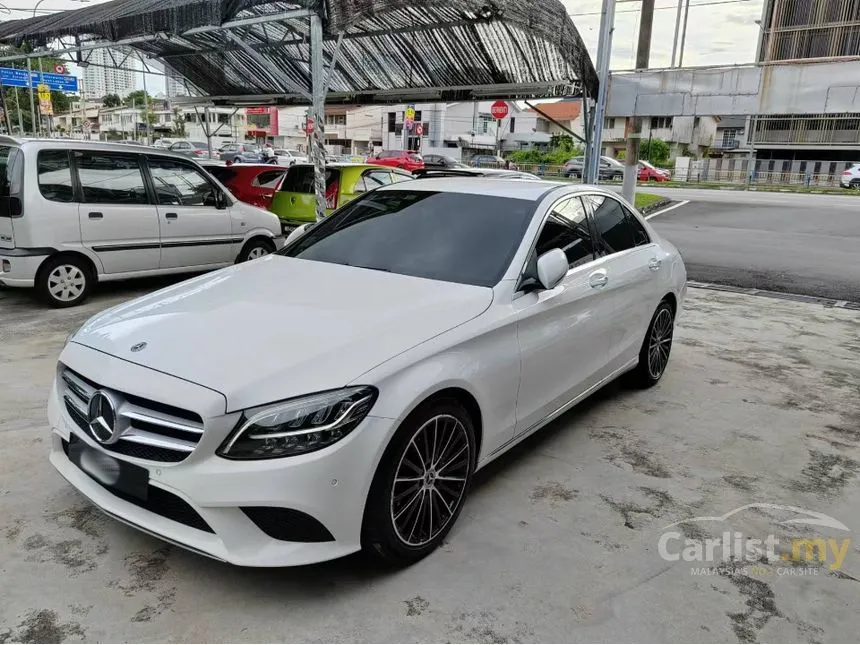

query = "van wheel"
[238, 238, 275, 263]
[37, 256, 92, 308]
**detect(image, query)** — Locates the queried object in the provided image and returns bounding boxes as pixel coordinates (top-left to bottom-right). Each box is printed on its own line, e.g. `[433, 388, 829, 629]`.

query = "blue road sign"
[0, 68, 78, 92]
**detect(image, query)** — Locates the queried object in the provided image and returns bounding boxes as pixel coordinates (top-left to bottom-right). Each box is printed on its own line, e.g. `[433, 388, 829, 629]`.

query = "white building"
[601, 115, 718, 160]
[81, 48, 137, 99]
[98, 104, 246, 144]
[165, 68, 189, 99]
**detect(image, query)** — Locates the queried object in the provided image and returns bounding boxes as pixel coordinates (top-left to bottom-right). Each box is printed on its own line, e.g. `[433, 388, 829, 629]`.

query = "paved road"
[643, 188, 860, 302]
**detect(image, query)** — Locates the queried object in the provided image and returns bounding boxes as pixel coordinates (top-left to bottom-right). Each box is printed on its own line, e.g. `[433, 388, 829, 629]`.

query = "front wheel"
[362, 399, 476, 566]
[630, 300, 676, 388]
[237, 238, 275, 263]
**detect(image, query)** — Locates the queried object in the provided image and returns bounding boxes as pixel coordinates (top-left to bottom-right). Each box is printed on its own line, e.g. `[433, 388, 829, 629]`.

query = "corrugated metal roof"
[0, 0, 597, 104]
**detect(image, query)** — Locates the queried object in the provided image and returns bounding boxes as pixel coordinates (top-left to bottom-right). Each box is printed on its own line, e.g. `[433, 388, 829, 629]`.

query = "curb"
[688, 281, 860, 310]
[639, 198, 673, 215]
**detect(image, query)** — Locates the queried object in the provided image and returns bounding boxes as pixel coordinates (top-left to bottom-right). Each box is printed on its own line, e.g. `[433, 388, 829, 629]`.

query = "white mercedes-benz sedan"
[48, 178, 686, 567]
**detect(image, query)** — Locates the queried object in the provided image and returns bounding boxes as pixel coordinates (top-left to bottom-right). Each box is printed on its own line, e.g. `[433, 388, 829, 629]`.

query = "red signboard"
[490, 100, 509, 120]
[304, 116, 315, 134]
[415, 123, 423, 136]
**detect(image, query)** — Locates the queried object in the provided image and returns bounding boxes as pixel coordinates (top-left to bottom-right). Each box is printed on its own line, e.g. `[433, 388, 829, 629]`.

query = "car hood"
[71, 256, 493, 412]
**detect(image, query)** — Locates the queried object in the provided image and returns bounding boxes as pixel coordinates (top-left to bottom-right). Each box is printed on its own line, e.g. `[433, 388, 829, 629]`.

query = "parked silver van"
[0, 137, 284, 307]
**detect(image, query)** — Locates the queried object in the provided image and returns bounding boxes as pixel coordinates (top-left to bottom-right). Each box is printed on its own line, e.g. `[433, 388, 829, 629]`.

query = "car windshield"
[191, 142, 208, 148]
[280, 190, 535, 287]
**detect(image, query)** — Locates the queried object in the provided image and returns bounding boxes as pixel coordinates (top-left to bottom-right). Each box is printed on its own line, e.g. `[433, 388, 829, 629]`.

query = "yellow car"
[269, 163, 414, 229]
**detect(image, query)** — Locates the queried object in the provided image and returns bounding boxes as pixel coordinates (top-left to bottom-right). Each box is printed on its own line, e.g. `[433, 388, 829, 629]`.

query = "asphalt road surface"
[642, 188, 860, 303]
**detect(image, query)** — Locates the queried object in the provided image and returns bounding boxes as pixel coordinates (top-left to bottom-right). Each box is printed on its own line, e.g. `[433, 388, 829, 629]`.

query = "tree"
[641, 138, 670, 165]
[171, 107, 187, 137]
[102, 93, 121, 108]
[123, 90, 153, 108]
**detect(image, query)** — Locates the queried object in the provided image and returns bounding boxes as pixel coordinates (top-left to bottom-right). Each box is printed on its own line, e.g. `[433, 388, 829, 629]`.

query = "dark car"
[201, 162, 286, 209]
[562, 155, 625, 180]
[470, 154, 506, 168]
[423, 154, 467, 169]
[168, 140, 212, 159]
[220, 142, 262, 164]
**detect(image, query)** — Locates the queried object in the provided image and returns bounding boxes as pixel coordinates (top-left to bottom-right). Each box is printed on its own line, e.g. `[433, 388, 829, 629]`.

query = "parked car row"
[0, 137, 284, 307]
[563, 156, 671, 182]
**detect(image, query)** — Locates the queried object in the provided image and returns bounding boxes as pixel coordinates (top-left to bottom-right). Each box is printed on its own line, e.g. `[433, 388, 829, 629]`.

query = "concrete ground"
[1, 282, 860, 643]
[643, 188, 860, 303]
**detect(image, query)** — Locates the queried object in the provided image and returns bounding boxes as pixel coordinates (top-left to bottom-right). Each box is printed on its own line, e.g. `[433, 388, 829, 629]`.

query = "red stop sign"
[490, 100, 509, 120]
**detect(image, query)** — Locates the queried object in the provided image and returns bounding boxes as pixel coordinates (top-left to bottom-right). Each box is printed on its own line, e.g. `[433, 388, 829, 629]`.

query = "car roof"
[377, 177, 568, 199]
[0, 136, 172, 156]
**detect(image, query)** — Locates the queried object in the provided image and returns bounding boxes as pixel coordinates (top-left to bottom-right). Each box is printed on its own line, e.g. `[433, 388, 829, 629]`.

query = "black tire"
[237, 237, 275, 263]
[362, 398, 476, 566]
[629, 300, 676, 388]
[36, 255, 93, 308]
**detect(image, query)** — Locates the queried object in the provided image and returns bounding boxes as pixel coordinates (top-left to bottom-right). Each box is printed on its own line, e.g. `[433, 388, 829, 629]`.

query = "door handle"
[165, 212, 178, 220]
[88, 211, 103, 219]
[648, 258, 663, 271]
[589, 270, 609, 289]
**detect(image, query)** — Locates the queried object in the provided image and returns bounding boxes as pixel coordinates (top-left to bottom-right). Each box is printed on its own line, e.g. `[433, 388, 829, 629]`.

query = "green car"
[269, 163, 414, 229]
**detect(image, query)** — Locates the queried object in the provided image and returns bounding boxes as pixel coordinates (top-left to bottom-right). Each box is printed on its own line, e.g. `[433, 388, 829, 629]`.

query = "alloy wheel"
[648, 307, 674, 379]
[47, 265, 86, 302]
[390, 414, 471, 547]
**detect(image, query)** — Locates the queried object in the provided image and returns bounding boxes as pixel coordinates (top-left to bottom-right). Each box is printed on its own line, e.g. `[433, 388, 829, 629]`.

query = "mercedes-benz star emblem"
[87, 390, 122, 444]
[130, 342, 147, 352]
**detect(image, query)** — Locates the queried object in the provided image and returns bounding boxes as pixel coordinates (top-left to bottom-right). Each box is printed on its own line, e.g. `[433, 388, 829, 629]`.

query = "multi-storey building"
[752, 0, 860, 161]
[81, 48, 137, 99]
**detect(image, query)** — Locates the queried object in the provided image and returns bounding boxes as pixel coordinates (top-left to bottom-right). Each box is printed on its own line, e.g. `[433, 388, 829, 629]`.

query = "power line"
[568, 0, 752, 18]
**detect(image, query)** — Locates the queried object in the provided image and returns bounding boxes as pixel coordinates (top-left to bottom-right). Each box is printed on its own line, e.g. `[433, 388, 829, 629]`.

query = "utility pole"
[584, 0, 616, 184]
[670, 0, 684, 67]
[621, 0, 655, 204]
[26, 57, 37, 136]
[678, 0, 692, 67]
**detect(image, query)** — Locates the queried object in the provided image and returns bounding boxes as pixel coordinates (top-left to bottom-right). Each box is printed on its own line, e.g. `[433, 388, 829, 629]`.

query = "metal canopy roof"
[0, 0, 598, 105]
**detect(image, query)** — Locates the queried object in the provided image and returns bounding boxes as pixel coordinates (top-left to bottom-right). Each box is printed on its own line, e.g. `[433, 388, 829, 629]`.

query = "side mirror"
[536, 248, 568, 290]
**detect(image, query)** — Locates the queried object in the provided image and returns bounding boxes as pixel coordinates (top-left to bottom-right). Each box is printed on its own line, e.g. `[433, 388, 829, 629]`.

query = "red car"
[638, 160, 671, 182]
[202, 163, 287, 209]
[367, 150, 424, 172]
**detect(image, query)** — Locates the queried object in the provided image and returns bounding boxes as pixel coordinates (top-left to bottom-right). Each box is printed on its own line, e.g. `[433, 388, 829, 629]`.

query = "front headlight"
[217, 386, 378, 460]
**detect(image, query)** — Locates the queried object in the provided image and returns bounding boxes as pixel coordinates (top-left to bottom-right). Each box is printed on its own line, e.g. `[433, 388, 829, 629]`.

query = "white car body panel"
[47, 177, 686, 566]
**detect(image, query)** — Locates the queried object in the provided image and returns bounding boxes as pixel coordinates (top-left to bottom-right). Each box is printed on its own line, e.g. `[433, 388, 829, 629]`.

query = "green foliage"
[641, 138, 670, 165]
[509, 134, 584, 166]
[171, 107, 187, 137]
[123, 90, 153, 107]
[102, 93, 122, 108]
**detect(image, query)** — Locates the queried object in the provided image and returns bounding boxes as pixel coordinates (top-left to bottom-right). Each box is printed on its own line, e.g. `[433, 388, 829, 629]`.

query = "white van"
[0, 137, 284, 307]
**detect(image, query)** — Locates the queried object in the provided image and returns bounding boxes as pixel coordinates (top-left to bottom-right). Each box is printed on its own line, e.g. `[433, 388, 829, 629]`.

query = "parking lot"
[2, 276, 859, 643]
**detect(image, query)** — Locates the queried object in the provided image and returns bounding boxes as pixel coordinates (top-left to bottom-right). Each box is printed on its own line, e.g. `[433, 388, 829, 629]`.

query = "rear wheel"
[37, 256, 92, 308]
[363, 398, 475, 566]
[237, 237, 275, 263]
[630, 300, 675, 388]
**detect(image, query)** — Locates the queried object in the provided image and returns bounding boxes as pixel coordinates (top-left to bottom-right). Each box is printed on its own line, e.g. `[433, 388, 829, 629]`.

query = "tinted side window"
[148, 157, 216, 206]
[75, 152, 148, 205]
[280, 167, 314, 193]
[37, 150, 75, 203]
[584, 195, 639, 254]
[253, 170, 286, 188]
[205, 166, 237, 184]
[366, 170, 393, 187]
[625, 210, 650, 246]
[534, 196, 595, 269]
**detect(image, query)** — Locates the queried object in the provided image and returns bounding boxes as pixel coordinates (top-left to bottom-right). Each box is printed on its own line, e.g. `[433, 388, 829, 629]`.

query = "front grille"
[61, 438, 214, 533]
[60, 365, 203, 463]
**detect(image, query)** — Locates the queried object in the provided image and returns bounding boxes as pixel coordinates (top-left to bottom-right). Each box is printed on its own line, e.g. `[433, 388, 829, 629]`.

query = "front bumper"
[48, 345, 394, 567]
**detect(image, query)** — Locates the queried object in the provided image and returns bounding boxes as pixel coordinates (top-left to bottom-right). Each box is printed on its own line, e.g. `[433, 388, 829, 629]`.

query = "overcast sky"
[7, 0, 765, 93]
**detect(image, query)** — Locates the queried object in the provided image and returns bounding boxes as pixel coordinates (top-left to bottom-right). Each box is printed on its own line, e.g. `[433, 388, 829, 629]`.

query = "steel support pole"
[26, 58, 36, 136]
[622, 0, 655, 204]
[678, 0, 692, 67]
[585, 0, 616, 185]
[78, 73, 87, 139]
[310, 12, 326, 223]
[140, 56, 152, 144]
[670, 0, 684, 67]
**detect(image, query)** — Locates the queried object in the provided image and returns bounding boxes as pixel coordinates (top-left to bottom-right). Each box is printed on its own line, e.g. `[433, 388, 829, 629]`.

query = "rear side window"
[37, 149, 75, 203]
[279, 167, 338, 193]
[205, 166, 237, 184]
[253, 169, 286, 188]
[76, 152, 149, 205]
[148, 157, 217, 206]
[584, 195, 649, 254]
